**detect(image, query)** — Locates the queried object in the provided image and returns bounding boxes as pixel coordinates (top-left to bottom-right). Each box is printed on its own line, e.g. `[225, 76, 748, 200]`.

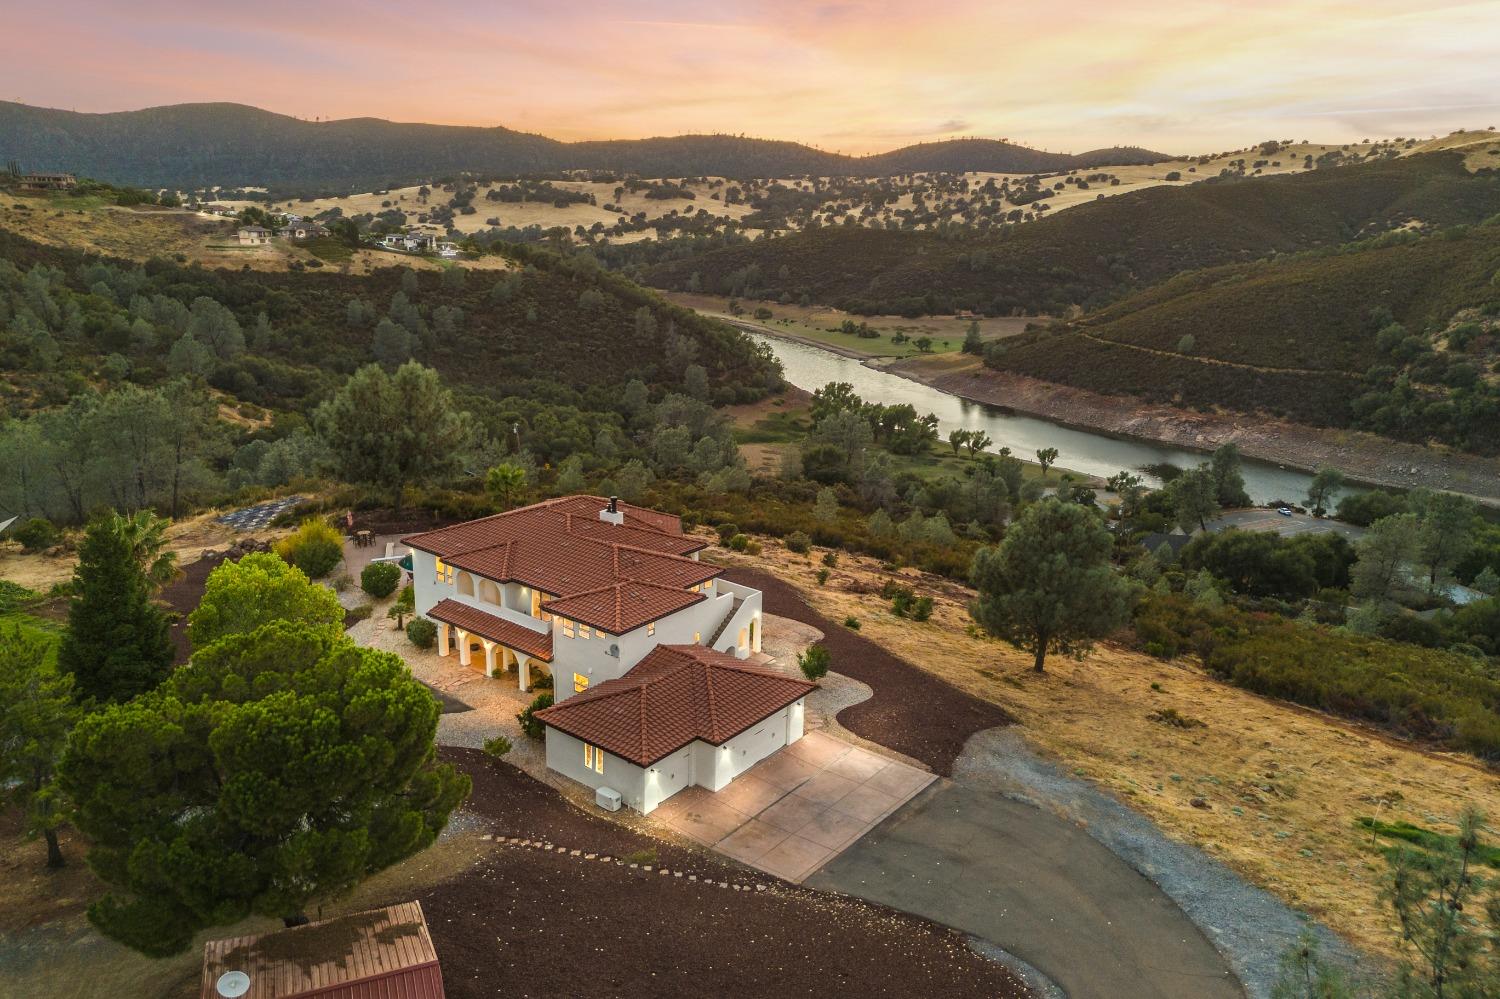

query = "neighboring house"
[18, 172, 76, 190]
[286, 221, 329, 241]
[404, 495, 790, 814]
[381, 231, 438, 253]
[237, 226, 272, 246]
[436, 241, 459, 258]
[200, 901, 444, 999]
[537, 644, 812, 814]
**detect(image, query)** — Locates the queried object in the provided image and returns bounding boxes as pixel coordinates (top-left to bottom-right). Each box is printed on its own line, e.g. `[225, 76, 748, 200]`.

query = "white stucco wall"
[544, 728, 648, 812]
[544, 697, 806, 813]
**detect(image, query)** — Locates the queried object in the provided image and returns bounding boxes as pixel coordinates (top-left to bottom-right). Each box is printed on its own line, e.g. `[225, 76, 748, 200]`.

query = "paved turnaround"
[807, 781, 1244, 999]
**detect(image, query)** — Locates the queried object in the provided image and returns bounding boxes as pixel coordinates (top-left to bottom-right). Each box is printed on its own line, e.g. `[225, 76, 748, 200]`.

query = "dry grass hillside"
[710, 537, 1500, 958]
[0, 195, 511, 273]
[211, 131, 1500, 247]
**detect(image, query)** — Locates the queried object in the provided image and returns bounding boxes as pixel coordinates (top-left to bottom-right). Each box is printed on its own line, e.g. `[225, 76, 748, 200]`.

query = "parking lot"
[1205, 508, 1366, 541]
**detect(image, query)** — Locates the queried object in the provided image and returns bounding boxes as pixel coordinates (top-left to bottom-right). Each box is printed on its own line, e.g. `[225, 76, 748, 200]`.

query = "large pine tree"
[57, 518, 173, 703]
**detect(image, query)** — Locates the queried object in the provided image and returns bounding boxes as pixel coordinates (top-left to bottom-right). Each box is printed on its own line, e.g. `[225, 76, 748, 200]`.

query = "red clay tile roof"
[534, 645, 815, 767]
[427, 599, 553, 661]
[404, 496, 716, 634]
[541, 581, 704, 635]
[200, 901, 443, 999]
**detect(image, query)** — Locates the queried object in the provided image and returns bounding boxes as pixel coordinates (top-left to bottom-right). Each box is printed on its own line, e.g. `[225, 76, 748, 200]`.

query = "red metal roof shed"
[201, 901, 444, 999]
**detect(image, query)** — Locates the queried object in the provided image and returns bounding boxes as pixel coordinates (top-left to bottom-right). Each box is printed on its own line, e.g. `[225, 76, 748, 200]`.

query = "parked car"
[1277, 507, 1294, 517]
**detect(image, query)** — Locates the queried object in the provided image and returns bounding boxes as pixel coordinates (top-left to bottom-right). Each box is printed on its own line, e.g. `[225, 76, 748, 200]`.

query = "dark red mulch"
[399, 748, 1030, 999]
[349, 507, 464, 537]
[720, 567, 1012, 776]
[159, 551, 233, 665]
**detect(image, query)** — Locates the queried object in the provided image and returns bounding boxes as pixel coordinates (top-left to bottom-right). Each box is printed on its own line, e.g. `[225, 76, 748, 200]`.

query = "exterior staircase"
[704, 595, 744, 649]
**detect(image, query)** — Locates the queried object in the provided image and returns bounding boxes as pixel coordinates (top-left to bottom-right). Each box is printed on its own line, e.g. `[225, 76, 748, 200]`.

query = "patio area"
[650, 730, 935, 882]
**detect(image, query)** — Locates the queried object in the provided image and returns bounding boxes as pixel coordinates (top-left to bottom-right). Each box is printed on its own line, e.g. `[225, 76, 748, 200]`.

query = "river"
[748, 332, 1323, 505]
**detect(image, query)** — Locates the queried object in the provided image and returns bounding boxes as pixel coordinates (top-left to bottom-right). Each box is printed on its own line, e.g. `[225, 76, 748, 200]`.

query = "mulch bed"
[349, 507, 464, 537]
[720, 567, 1012, 776]
[159, 551, 234, 665]
[401, 749, 1028, 999]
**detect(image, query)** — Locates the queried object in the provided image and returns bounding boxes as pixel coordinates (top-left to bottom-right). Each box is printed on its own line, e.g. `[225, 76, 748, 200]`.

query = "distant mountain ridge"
[0, 101, 1167, 192]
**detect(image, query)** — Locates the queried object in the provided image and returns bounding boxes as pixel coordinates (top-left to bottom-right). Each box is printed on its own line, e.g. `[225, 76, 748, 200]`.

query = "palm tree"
[110, 510, 177, 592]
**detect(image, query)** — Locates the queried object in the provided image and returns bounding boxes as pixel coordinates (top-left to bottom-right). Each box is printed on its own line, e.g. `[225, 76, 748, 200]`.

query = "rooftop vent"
[599, 495, 624, 526]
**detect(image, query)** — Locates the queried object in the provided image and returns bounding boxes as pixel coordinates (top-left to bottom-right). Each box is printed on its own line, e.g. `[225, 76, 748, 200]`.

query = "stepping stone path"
[488, 833, 768, 894]
[216, 496, 305, 532]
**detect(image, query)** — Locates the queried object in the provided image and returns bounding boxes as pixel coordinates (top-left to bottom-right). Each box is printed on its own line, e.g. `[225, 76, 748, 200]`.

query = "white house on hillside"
[404, 495, 805, 814]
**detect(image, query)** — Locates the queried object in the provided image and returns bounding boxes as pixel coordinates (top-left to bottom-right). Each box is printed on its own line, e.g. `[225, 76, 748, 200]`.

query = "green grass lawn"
[0, 582, 62, 665]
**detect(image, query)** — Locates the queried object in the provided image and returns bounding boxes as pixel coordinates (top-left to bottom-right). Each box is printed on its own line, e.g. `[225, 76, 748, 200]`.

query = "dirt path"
[1077, 330, 1362, 378]
[894, 353, 1500, 504]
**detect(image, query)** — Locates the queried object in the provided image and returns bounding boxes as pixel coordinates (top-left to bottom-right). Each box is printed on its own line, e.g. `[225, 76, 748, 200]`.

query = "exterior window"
[580, 624, 592, 640]
[562, 619, 576, 639]
[583, 743, 604, 774]
[693, 631, 701, 643]
[647, 621, 655, 637]
[434, 557, 453, 585]
[573, 672, 589, 693]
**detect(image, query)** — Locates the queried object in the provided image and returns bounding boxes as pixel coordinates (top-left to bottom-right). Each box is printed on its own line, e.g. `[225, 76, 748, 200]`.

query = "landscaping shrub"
[815, 568, 830, 586]
[785, 530, 811, 554]
[517, 692, 554, 739]
[274, 518, 344, 579]
[361, 560, 401, 598]
[798, 644, 830, 681]
[12, 517, 60, 553]
[842, 615, 861, 630]
[483, 734, 513, 758]
[406, 616, 437, 649]
[728, 533, 750, 552]
[347, 602, 374, 623]
[530, 672, 555, 691]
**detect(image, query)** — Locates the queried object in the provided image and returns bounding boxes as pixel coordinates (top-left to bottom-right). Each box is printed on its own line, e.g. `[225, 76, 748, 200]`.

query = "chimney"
[599, 495, 624, 526]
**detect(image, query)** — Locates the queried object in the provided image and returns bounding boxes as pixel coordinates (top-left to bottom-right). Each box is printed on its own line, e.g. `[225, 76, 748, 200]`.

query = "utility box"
[595, 787, 622, 812]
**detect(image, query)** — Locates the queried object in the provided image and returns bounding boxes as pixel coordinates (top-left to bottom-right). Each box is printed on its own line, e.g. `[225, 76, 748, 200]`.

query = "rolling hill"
[983, 223, 1500, 448]
[0, 101, 1166, 193]
[639, 151, 1500, 316]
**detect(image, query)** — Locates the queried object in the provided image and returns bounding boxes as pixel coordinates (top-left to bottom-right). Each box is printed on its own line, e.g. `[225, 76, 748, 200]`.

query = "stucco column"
[482, 640, 497, 678]
[457, 630, 471, 667]
[437, 622, 450, 657]
[752, 613, 762, 654]
[518, 655, 530, 692]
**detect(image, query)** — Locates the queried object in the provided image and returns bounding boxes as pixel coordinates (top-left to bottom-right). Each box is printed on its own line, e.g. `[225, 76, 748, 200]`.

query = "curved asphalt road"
[807, 781, 1244, 999]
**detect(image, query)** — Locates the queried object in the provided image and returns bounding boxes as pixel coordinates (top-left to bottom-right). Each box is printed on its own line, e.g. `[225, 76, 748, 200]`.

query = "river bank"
[892, 352, 1500, 506]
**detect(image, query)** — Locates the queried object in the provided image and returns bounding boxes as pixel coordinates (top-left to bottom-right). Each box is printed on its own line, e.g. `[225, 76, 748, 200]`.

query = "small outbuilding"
[201, 901, 444, 999]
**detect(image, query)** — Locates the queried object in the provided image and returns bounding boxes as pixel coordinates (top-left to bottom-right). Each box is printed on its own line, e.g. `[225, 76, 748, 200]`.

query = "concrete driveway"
[808, 782, 1243, 999]
[651, 731, 935, 882]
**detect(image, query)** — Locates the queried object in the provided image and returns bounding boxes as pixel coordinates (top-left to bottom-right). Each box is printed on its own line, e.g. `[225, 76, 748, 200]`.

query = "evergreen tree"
[57, 518, 173, 703]
[60, 621, 470, 957]
[0, 627, 80, 867]
[969, 498, 1135, 672]
[1208, 444, 1252, 508]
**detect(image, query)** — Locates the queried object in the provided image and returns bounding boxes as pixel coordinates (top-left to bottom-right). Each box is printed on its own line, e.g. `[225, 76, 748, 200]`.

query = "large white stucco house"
[404, 495, 811, 814]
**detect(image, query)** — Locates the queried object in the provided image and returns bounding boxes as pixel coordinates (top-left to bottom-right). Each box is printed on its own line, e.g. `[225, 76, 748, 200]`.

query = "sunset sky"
[2, 1, 1498, 154]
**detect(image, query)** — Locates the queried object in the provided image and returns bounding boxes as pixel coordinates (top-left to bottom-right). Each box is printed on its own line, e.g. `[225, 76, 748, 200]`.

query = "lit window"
[562, 619, 576, 639]
[574, 672, 589, 693]
[693, 631, 701, 643]
[434, 556, 453, 585]
[647, 621, 655, 637]
[583, 743, 604, 774]
[580, 624, 592, 640]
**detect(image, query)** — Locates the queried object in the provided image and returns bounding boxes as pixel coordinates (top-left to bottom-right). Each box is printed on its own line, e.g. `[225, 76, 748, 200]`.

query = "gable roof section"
[200, 901, 443, 999]
[426, 599, 553, 661]
[535, 645, 815, 767]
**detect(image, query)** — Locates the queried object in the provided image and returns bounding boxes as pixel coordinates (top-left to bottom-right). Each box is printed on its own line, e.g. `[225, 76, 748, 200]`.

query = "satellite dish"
[216, 971, 251, 998]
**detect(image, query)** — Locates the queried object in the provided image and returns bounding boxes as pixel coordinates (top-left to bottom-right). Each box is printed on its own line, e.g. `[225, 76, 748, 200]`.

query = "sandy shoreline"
[891, 353, 1500, 506]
